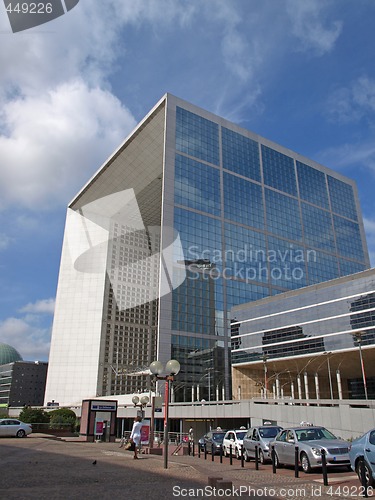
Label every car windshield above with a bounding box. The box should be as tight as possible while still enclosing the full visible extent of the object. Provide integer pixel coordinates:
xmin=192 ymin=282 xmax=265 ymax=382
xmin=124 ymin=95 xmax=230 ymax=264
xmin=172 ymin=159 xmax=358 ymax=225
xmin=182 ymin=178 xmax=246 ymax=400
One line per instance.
xmin=296 ymin=427 xmax=337 ymax=441
xmin=259 ymin=427 xmax=282 ymax=438
xmin=236 ymin=432 xmax=246 ymax=440
xmin=212 ymin=433 xmax=225 ymax=441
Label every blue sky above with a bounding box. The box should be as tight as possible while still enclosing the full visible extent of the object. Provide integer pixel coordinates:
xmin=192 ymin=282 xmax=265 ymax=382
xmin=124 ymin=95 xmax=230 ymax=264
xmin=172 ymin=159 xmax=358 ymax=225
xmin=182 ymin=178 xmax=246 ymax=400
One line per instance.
xmin=0 ymin=0 xmax=374 ymax=361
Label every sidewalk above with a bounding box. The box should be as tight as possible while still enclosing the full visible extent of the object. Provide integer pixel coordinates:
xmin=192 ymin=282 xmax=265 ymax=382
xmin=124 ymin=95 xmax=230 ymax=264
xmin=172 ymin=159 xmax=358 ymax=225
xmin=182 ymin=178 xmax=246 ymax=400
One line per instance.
xmin=0 ymin=437 xmax=365 ymax=500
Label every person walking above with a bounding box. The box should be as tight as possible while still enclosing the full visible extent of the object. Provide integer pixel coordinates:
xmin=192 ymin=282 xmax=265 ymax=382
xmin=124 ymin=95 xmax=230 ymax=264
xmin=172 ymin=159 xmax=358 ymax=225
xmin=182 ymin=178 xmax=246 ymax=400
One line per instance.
xmin=129 ymin=416 xmax=143 ymax=459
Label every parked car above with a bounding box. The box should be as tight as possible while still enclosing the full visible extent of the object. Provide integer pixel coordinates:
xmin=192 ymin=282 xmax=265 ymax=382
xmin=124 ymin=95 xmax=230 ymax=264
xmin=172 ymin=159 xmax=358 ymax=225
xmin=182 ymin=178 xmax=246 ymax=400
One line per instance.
xmin=349 ymin=428 xmax=375 ymax=486
xmin=222 ymin=428 xmax=247 ymax=459
xmin=243 ymin=425 xmax=283 ymax=463
xmin=0 ymin=418 xmax=32 ymax=438
xmin=271 ymin=426 xmax=350 ymax=473
xmin=198 ymin=429 xmax=226 ymax=454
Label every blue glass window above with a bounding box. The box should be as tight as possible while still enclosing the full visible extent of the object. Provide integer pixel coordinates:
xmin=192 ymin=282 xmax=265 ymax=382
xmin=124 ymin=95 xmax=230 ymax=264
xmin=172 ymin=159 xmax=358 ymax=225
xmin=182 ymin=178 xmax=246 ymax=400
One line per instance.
xmin=334 ymin=215 xmax=364 ymax=261
xmin=174 ymin=207 xmax=222 ymax=268
xmin=226 ymin=279 xmax=268 ymax=310
xmin=176 ymin=107 xmax=219 ymax=165
xmin=174 ymin=154 xmax=221 ymax=216
xmin=265 ymin=189 xmax=302 ymax=241
xmin=267 ymin=236 xmax=307 ymax=290
xmin=301 ymin=203 xmax=335 ymax=252
xmin=297 ymin=161 xmax=329 ymax=209
xmin=307 ymin=251 xmax=339 ymax=285
xmin=224 ymin=223 xmax=267 ymax=283
xmin=222 ymin=128 xmax=261 ymax=181
xmin=172 ymin=270 xmax=218 ymax=334
xmin=328 ymin=176 xmax=358 ymax=221
xmin=223 ymin=173 xmax=264 ymax=229
xmin=339 ymin=259 xmax=367 ymax=277
xmin=262 ymin=145 xmax=297 ymax=196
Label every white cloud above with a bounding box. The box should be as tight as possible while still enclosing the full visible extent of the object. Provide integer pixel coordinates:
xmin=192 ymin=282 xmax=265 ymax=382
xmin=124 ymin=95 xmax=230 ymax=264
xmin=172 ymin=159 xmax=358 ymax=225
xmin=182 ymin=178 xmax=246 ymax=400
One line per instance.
xmin=0 ymin=317 xmax=50 ymax=360
xmin=327 ymin=76 xmax=375 ymax=124
xmin=286 ymin=0 xmax=342 ymax=56
xmin=317 ymin=140 xmax=375 ymax=172
xmin=20 ymin=298 xmax=55 ymax=314
xmin=0 ymin=79 xmax=136 ymax=210
xmin=0 ymin=233 xmax=13 ymax=250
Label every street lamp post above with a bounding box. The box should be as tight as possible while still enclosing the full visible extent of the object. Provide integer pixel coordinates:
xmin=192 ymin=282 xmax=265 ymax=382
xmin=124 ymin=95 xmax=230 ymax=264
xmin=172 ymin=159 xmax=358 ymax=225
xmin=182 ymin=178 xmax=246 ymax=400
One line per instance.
xmin=131 ymin=394 xmax=149 ymax=419
xmin=149 ymin=359 xmax=181 ymax=469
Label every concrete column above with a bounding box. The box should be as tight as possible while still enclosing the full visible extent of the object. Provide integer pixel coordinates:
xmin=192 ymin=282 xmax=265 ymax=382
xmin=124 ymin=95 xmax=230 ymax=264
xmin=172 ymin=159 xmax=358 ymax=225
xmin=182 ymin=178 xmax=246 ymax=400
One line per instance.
xmin=314 ymin=373 xmax=320 ymax=400
xmin=216 ymin=385 xmax=219 ymax=401
xmin=304 ymin=372 xmax=309 ymax=400
xmin=276 ymin=377 xmax=280 ymax=399
xmin=297 ymin=375 xmax=302 ymax=399
xmin=192 ymin=385 xmax=194 ymax=403
xmin=336 ymin=370 xmax=343 ymax=400
xmin=197 ymin=385 xmax=200 ymax=402
xmin=291 ymin=381 xmax=295 ymax=399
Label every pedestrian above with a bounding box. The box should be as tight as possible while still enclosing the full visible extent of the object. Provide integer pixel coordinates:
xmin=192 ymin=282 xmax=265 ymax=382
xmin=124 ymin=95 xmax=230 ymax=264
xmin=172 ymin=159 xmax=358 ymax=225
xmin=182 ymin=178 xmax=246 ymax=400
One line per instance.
xmin=188 ymin=427 xmax=194 ymax=442
xmin=129 ymin=415 xmax=143 ymax=459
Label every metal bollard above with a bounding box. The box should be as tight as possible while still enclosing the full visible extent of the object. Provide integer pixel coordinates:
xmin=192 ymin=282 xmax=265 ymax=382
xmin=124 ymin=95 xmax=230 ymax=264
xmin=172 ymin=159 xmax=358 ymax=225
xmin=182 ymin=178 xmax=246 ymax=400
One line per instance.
xmin=192 ymin=441 xmax=195 ymax=457
xmin=229 ymin=444 xmax=233 ymax=465
xmin=188 ymin=441 xmax=191 ymax=456
xmin=255 ymin=445 xmax=259 ymax=470
xmin=321 ymin=449 xmax=328 ymax=486
xmin=241 ymin=445 xmax=244 ymax=468
xmin=271 ymin=446 xmax=276 ymax=474
xmin=204 ymin=443 xmax=207 ymax=460
xmin=360 ymin=459 xmax=368 ymax=498
xmin=198 ymin=442 xmax=201 ymax=458
xmin=212 ymin=443 xmax=215 ymax=461
xmin=219 ymin=444 xmax=223 ymax=464
xmin=294 ymin=446 xmax=299 ymax=478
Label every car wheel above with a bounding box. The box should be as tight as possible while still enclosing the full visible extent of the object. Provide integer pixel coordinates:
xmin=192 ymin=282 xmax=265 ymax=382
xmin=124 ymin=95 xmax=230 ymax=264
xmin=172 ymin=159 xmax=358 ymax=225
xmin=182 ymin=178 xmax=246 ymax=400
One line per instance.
xmin=16 ymin=429 xmax=26 ymax=438
xmin=259 ymin=450 xmax=265 ymax=464
xmin=243 ymin=449 xmax=250 ymax=462
xmin=274 ymin=451 xmax=281 ymax=468
xmin=235 ymin=447 xmax=240 ymax=460
xmin=356 ymin=459 xmax=375 ymax=487
xmin=301 ymin=452 xmax=312 ymax=473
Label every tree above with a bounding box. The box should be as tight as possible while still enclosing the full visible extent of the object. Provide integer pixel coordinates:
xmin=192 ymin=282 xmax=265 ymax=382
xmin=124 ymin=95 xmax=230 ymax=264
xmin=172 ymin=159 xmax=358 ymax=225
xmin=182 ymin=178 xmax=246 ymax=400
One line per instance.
xmin=19 ymin=406 xmax=50 ymax=424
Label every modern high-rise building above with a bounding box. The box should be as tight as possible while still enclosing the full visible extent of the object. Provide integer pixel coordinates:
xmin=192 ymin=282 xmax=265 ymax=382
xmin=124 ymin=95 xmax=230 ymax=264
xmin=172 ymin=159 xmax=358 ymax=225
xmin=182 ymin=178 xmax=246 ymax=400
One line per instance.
xmin=44 ymin=94 xmax=369 ymax=406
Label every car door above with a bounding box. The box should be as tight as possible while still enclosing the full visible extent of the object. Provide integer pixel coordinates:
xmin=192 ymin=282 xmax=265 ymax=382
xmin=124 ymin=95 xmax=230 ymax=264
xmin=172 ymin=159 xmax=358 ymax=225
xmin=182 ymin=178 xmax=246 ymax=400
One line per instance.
xmin=243 ymin=429 xmax=253 ymax=457
xmin=1 ymin=419 xmax=13 ymax=437
xmin=225 ymin=432 xmax=233 ymax=454
xmin=274 ymin=430 xmax=288 ymax=463
xmin=282 ymin=430 xmax=296 ymax=465
xmin=364 ymin=430 xmax=375 ymax=474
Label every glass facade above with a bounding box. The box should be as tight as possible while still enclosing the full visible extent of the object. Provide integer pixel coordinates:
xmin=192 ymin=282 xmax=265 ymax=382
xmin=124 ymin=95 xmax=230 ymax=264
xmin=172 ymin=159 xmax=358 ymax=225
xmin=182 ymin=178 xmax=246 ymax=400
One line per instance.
xmin=170 ymin=102 xmax=369 ymax=401
xmin=231 ymin=269 xmax=375 ymax=399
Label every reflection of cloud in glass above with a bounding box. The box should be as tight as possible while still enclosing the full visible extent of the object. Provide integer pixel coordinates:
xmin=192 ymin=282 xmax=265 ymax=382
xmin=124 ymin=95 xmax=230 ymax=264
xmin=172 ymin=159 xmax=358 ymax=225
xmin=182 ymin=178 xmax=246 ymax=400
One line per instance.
xmin=66 ymin=189 xmax=185 ymax=309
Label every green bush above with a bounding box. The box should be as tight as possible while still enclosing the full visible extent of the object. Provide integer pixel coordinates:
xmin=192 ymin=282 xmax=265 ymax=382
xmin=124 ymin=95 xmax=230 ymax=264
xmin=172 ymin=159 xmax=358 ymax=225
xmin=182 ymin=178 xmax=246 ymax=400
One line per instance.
xmin=48 ymin=408 xmax=77 ymax=431
xmin=19 ymin=406 xmax=50 ymax=424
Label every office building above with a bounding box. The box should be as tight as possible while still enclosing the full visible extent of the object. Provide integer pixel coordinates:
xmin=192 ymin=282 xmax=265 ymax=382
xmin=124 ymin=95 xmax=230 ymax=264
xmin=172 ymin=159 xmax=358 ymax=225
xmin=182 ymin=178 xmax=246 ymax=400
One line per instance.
xmin=44 ymin=94 xmax=369 ymax=406
xmin=231 ymin=268 xmax=375 ymax=400
xmin=0 ymin=359 xmax=48 ymax=408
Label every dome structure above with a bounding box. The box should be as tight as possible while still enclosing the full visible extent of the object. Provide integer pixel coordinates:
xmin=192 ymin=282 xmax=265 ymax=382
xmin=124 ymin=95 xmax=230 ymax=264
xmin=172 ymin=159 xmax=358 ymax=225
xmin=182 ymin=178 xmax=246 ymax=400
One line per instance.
xmin=0 ymin=343 xmax=23 ymax=365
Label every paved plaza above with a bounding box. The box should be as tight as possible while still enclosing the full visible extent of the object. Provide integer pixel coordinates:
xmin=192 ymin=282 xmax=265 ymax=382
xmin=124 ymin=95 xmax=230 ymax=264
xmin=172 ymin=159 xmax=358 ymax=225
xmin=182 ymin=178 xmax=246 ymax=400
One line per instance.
xmin=0 ymin=436 xmax=369 ymax=500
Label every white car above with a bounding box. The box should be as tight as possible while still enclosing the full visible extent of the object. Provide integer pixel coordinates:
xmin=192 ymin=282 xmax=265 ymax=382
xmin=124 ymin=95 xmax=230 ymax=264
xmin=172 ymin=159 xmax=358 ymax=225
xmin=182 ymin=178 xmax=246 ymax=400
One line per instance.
xmin=222 ymin=429 xmax=247 ymax=459
xmin=0 ymin=418 xmax=32 ymax=438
